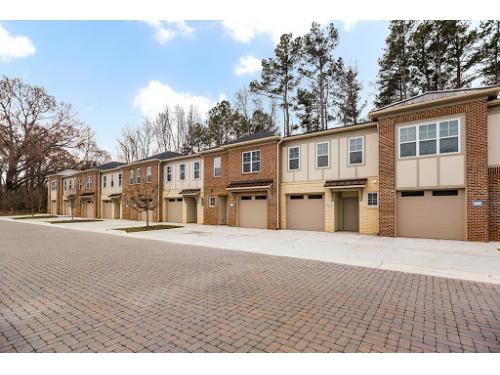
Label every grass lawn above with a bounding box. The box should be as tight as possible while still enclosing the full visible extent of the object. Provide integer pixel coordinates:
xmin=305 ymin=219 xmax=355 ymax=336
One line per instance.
xmin=49 ymin=219 xmax=103 ymax=224
xmin=12 ymin=215 xmax=58 ymax=220
xmin=114 ymin=224 xmax=183 ymax=233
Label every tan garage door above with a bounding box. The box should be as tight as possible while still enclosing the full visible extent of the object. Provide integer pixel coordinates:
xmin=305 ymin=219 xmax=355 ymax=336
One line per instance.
xmin=63 ymin=201 xmax=70 ymax=215
xmin=102 ymin=201 xmax=113 ymax=219
xmin=167 ymin=198 xmax=183 ymax=223
xmin=51 ymin=201 xmax=57 ymax=215
xmin=140 ymin=209 xmax=153 ymax=222
xmin=238 ymin=195 xmax=267 ymax=229
xmin=397 ymin=189 xmax=465 ymax=240
xmin=85 ymin=200 xmax=94 ymax=218
xmin=287 ymin=194 xmax=325 ymax=231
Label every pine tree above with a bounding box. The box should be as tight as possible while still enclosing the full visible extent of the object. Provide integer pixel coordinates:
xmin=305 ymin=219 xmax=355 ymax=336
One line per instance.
xmin=335 ymin=63 xmax=366 ymax=126
xmin=477 ymin=20 xmax=500 ymax=85
xmin=250 ymin=33 xmax=302 ymax=137
xmin=299 ymin=22 xmax=341 ymax=130
xmin=206 ymin=100 xmax=235 ymax=147
xmin=294 ymin=87 xmax=321 ymax=133
xmin=409 ymin=21 xmax=434 ymax=93
xmin=375 ymin=21 xmax=416 ymax=108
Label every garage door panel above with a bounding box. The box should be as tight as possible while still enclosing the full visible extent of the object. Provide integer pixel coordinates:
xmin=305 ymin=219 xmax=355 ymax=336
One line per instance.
xmin=397 ymin=190 xmax=464 ymax=240
xmin=287 ymin=194 xmax=324 ymax=231
xmin=102 ymin=201 xmax=113 ymax=219
xmin=167 ymin=199 xmax=182 ymax=223
xmin=239 ymin=195 xmax=267 ymax=229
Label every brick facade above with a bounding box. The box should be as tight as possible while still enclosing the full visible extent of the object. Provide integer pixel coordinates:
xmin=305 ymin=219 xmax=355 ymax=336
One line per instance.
xmin=47 ymin=176 xmax=63 ymax=215
xmin=122 ymin=161 xmax=161 ymax=222
xmin=74 ymin=170 xmax=100 ymax=218
xmin=203 ymin=141 xmax=278 ymax=229
xmin=378 ymin=100 xmax=490 ymax=241
xmin=489 ymin=166 xmax=500 ymax=241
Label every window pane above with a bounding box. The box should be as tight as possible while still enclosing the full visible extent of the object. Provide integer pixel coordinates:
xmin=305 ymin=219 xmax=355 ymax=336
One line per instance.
xmin=243 ymin=163 xmax=251 ymax=173
xmin=449 ymin=120 xmax=458 ymax=136
xmin=252 ymin=151 xmax=260 ymax=162
xmin=350 ymin=137 xmax=362 ymax=152
xmin=252 ymin=161 xmax=260 ymax=172
xmin=401 ymin=126 xmax=416 ymax=142
xmin=350 ymin=151 xmax=362 ymax=164
xmin=289 ymin=159 xmax=299 ymax=170
xmin=317 ymin=154 xmax=328 ymax=167
xmin=440 ymin=137 xmax=458 ymax=153
xmin=419 ymin=139 xmax=436 ymax=155
xmin=317 ymin=143 xmax=328 ymax=156
xmin=243 ymin=153 xmax=251 ymax=163
xmin=289 ymin=147 xmax=299 ymax=159
xmin=419 ymin=124 xmax=436 ymax=140
xmin=400 ymin=142 xmax=416 ymax=157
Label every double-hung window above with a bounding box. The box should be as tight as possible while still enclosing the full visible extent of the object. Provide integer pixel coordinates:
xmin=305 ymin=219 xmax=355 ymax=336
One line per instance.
xmin=129 ymin=170 xmax=133 ymax=185
xmin=288 ymin=146 xmax=300 ymax=170
xmin=51 ymin=181 xmax=57 ymax=191
xmin=419 ymin=123 xmax=437 ymax=155
xmin=213 ymin=157 xmax=221 ymax=177
xmin=110 ymin=175 xmax=114 ymax=188
xmin=103 ymin=175 xmax=107 ymax=188
xmin=242 ymin=150 xmax=260 ymax=173
xmin=209 ymin=196 xmax=215 ymax=207
xmin=86 ymin=176 xmax=92 ymax=190
xmin=439 ymin=120 xmax=459 ymax=153
xmin=166 ymin=165 xmax=172 ymax=182
xmin=349 ymin=137 xmax=363 ymax=165
xmin=63 ymin=180 xmax=67 ymax=191
xmin=118 ymin=173 xmax=122 ymax=187
xmin=69 ymin=180 xmax=73 ymax=190
xmin=136 ymin=168 xmax=141 ymax=184
xmin=367 ymin=192 xmax=378 ymax=207
xmin=78 ymin=179 xmax=82 ymax=190
xmin=193 ymin=161 xmax=200 ymax=180
xmin=316 ymin=142 xmax=329 ymax=168
xmin=400 ymin=126 xmax=417 ymax=157
xmin=146 ymin=166 xmax=152 ymax=183
xmin=179 ymin=164 xmax=186 ymax=180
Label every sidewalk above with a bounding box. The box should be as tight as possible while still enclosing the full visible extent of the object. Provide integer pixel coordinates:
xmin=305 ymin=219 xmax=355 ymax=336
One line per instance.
xmin=3 ymin=215 xmax=500 ymax=284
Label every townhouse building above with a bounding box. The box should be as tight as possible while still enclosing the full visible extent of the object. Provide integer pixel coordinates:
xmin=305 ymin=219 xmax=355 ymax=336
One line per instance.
xmin=202 ymin=132 xmax=280 ymax=229
xmin=99 ymin=162 xmax=125 ymax=219
xmin=162 ymin=154 xmax=204 ymax=224
xmin=47 ymin=169 xmax=79 ymax=215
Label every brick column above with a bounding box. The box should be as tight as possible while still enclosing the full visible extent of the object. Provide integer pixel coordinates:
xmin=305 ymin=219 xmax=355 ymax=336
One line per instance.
xmin=488 ymin=166 xmax=500 ymax=241
xmin=378 ymin=119 xmax=396 ymax=237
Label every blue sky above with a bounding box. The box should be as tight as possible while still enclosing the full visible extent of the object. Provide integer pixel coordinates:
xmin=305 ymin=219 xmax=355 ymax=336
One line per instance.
xmin=0 ymin=20 xmax=389 ymax=155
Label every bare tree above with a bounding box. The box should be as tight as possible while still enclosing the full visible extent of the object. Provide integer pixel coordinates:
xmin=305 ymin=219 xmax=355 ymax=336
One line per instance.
xmin=130 ymin=186 xmax=159 ymax=227
xmin=75 ymin=124 xmax=111 ymax=169
xmin=152 ymin=106 xmax=174 ymax=154
xmin=116 ymin=125 xmax=140 ymax=163
xmin=173 ymin=105 xmax=187 ymax=152
xmin=136 ymin=118 xmax=154 ymax=160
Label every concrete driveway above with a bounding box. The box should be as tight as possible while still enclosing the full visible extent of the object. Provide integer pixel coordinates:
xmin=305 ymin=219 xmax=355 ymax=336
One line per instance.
xmin=1 ymin=220 xmax=500 ymax=353
xmin=2 ymin=215 xmax=499 ymax=284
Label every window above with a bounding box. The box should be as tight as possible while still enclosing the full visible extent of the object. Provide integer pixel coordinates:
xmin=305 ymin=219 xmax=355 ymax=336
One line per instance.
xmin=168 ymin=198 xmax=176 ymax=202
xmin=288 ymin=146 xmax=300 ymax=171
xmin=255 ymin=195 xmax=267 ymax=200
xmin=432 ymin=189 xmax=459 ymax=196
xmin=399 ymin=119 xmax=460 ymax=158
xmin=401 ymin=191 xmax=424 ymax=197
xmin=78 ymin=179 xmax=82 ymax=190
xmin=241 ymin=196 xmax=252 ymax=200
xmin=419 ymin=123 xmax=437 ymax=155
xmin=51 ymin=181 xmax=57 ymax=191
xmin=367 ymin=192 xmax=378 ymax=207
xmin=129 ymin=170 xmax=134 ymax=185
xmin=400 ymin=126 xmax=417 ymax=157
xmin=118 ymin=173 xmax=122 ymax=187
xmin=146 ymin=166 xmax=152 ymax=183
xmin=349 ymin=137 xmax=363 ymax=165
xmin=213 ymin=157 xmax=221 ymax=177
xmin=179 ymin=164 xmax=186 ymax=180
xmin=209 ymin=196 xmax=215 ymax=207
xmin=69 ymin=180 xmax=73 ymax=190
xmin=125 ymin=198 xmax=129 ymax=208
xmin=193 ymin=161 xmax=200 ymax=180
xmin=308 ymin=194 xmax=323 ymax=200
xmin=110 ymin=175 xmax=114 ymax=188
xmin=316 ymin=142 xmax=329 ymax=168
xmin=103 ymin=175 xmax=107 ymax=188
xmin=439 ymin=120 xmax=459 ymax=153
xmin=290 ymin=195 xmax=304 ymax=200
xmin=86 ymin=176 xmax=92 ymax=190
xmin=242 ymin=150 xmax=261 ymax=173
xmin=176 ymin=198 xmax=182 ymax=202
xmin=63 ymin=180 xmax=67 ymax=191
xmin=136 ymin=168 xmax=141 ymax=184
xmin=166 ymin=165 xmax=172 ymax=182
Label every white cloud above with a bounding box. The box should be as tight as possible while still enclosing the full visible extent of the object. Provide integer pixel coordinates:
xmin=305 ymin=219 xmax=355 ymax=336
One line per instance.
xmin=0 ymin=23 xmax=36 ymax=62
xmin=133 ymin=80 xmax=216 ymax=119
xmin=234 ymin=55 xmax=262 ymax=76
xmin=145 ymin=20 xmax=194 ymax=45
xmin=342 ymin=20 xmax=358 ymax=32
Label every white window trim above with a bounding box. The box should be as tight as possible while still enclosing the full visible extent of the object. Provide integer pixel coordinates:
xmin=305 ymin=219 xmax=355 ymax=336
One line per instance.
xmin=86 ymin=176 xmax=92 ymax=190
xmin=103 ymin=175 xmax=107 ymax=188
xmin=146 ymin=166 xmax=152 ymax=183
xmin=209 ymin=196 xmax=215 ymax=207
xmin=213 ymin=157 xmax=221 ymax=177
xmin=193 ymin=161 xmax=201 ymax=180
xmin=367 ymin=192 xmax=378 ymax=207
xmin=315 ymin=142 xmax=330 ymax=169
xmin=288 ymin=146 xmax=300 ymax=171
xmin=179 ymin=164 xmax=186 ymax=181
xmin=348 ymin=136 xmax=364 ymax=166
xmin=241 ymin=149 xmax=261 ymax=174
xmin=165 ymin=165 xmax=173 ymax=183
xmin=398 ymin=118 xmax=461 ymax=159
xmin=136 ymin=168 xmax=141 ymax=184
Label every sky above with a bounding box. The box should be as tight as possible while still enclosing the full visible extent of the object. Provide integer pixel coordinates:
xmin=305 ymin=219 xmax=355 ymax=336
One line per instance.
xmin=0 ymin=20 xmax=389 ymax=157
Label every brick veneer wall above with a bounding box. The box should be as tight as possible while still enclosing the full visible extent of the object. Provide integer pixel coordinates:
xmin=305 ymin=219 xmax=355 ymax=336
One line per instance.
xmin=378 ymin=100 xmax=490 ymax=242
xmin=74 ymin=170 xmax=100 ymax=218
xmin=489 ymin=166 xmax=500 ymax=241
xmin=122 ymin=161 xmax=161 ymax=222
xmin=203 ymin=141 xmax=278 ymax=229
xmin=47 ymin=176 xmax=62 ymax=214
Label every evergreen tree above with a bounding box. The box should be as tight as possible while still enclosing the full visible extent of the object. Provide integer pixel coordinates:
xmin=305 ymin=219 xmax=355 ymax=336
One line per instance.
xmin=335 ymin=63 xmax=366 ymax=126
xmin=250 ymin=33 xmax=302 ymax=137
xmin=181 ymin=121 xmax=209 ymax=154
xmin=294 ymin=87 xmax=321 ymax=133
xmin=299 ymin=22 xmax=341 ymax=130
xmin=477 ymin=20 xmax=500 ymax=85
xmin=409 ymin=21 xmax=435 ymax=93
xmin=375 ymin=21 xmax=416 ymax=107
xmin=206 ymin=100 xmax=235 ymax=147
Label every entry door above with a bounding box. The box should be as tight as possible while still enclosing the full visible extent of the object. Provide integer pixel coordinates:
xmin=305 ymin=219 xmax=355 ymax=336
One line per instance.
xmin=218 ymin=196 xmax=227 ymax=225
xmin=86 ymin=200 xmax=94 ymax=218
xmin=342 ymin=198 xmax=359 ymax=231
xmin=51 ymin=201 xmax=57 ymax=215
xmin=113 ymin=200 xmax=121 ymax=219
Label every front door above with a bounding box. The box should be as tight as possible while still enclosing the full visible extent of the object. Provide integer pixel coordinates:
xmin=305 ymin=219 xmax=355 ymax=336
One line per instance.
xmin=218 ymin=196 xmax=227 ymax=225
xmin=342 ymin=197 xmax=359 ymax=231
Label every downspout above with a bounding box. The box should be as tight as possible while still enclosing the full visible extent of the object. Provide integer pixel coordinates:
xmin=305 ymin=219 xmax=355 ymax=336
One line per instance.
xmin=157 ymin=162 xmax=161 ymax=222
xmin=276 ymin=139 xmax=283 ymax=230
xmin=97 ymin=172 xmax=100 ymax=219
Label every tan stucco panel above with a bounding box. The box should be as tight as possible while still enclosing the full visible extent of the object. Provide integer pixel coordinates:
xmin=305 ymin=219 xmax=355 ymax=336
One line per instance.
xmin=439 ymin=155 xmax=465 ymax=186
xmin=396 ymin=160 xmax=418 ymax=188
xmin=418 ymin=158 xmax=438 ymax=187
xmin=488 ymin=111 xmax=500 ymax=166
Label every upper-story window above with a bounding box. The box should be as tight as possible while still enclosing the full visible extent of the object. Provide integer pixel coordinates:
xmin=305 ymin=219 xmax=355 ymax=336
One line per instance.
xmin=179 ymin=164 xmax=186 ymax=180
xmin=78 ymin=179 xmax=82 ymax=190
xmin=166 ymin=165 xmax=172 ymax=182
xmin=193 ymin=161 xmax=200 ymax=180
xmin=242 ymin=150 xmax=260 ymax=173
xmin=118 ymin=173 xmax=122 ymax=187
xmin=288 ymin=146 xmax=300 ymax=171
xmin=129 ymin=170 xmax=133 ymax=185
xmin=86 ymin=176 xmax=92 ymax=190
xmin=63 ymin=180 xmax=67 ymax=191
xmin=213 ymin=157 xmax=221 ymax=177
xmin=349 ymin=137 xmax=363 ymax=165
xmin=399 ymin=119 xmax=459 ymax=158
xmin=102 ymin=175 xmax=107 ymax=188
xmin=316 ymin=142 xmax=329 ymax=168
xmin=136 ymin=168 xmax=141 ymax=184
xmin=146 ymin=166 xmax=152 ymax=183
xmin=69 ymin=180 xmax=73 ymax=190
xmin=51 ymin=181 xmax=57 ymax=191
xmin=110 ymin=175 xmax=114 ymax=188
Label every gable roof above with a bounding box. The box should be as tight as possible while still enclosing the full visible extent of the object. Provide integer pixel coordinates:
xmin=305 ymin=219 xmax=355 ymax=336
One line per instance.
xmin=223 ymin=131 xmax=278 ymax=146
xmin=139 ymin=151 xmax=181 ymax=162
xmin=95 ymin=161 xmax=125 ymax=171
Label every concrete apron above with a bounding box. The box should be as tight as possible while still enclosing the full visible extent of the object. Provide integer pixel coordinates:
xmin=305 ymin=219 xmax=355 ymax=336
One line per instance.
xmin=2 ymin=215 xmax=500 ymax=285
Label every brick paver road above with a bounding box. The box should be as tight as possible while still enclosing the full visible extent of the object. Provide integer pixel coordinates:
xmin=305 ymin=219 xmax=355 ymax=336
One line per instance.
xmin=1 ymin=221 xmax=500 ymax=353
